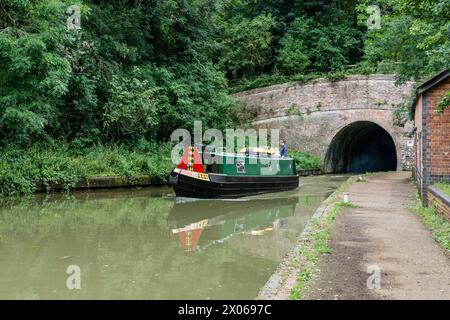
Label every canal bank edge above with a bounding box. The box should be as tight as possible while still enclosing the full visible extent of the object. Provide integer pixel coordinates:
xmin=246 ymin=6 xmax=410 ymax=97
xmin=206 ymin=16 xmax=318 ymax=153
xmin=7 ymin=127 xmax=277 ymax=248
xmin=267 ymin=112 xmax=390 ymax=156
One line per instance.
xmin=34 ymin=175 xmax=167 ymax=192
xmin=32 ymin=169 xmax=323 ymax=194
xmin=257 ymin=175 xmax=357 ymax=300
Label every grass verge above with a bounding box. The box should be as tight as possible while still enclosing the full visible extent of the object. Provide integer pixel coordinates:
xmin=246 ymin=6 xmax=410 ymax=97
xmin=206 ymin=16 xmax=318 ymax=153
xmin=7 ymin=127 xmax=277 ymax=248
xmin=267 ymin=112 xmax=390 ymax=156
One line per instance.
xmin=410 ymin=193 xmax=450 ymax=251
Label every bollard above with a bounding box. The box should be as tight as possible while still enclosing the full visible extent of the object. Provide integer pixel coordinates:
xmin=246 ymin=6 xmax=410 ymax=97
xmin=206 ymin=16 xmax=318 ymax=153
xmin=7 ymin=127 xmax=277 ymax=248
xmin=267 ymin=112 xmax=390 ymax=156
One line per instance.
xmin=342 ymin=192 xmax=349 ymax=203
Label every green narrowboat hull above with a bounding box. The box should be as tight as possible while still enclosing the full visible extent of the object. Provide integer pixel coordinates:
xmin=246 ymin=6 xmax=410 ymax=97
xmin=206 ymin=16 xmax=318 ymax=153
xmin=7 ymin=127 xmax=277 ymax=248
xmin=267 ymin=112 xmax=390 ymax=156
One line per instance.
xmin=169 ymin=168 xmax=299 ymax=199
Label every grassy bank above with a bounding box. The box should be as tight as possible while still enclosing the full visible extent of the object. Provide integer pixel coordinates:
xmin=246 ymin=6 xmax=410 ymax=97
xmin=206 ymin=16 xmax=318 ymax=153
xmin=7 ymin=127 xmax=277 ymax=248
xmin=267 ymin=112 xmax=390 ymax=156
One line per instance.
xmin=289 ymin=177 xmax=357 ymax=300
xmin=0 ymin=144 xmax=173 ymax=197
xmin=411 ymin=193 xmax=450 ymax=251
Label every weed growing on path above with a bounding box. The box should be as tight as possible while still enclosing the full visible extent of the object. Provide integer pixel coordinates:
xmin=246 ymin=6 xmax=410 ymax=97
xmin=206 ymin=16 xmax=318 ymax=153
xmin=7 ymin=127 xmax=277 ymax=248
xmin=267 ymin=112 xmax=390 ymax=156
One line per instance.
xmin=356 ymin=176 xmax=367 ymax=183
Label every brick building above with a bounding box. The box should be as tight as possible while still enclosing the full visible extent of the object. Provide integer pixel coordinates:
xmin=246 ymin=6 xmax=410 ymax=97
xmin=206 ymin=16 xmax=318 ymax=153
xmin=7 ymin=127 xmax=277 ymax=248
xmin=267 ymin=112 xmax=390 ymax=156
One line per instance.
xmin=413 ymin=70 xmax=450 ymax=203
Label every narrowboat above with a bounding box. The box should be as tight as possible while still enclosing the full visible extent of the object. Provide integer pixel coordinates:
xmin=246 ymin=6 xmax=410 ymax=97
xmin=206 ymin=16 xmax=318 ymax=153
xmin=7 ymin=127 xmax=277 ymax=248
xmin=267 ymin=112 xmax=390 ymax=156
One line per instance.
xmin=169 ymin=146 xmax=299 ymax=198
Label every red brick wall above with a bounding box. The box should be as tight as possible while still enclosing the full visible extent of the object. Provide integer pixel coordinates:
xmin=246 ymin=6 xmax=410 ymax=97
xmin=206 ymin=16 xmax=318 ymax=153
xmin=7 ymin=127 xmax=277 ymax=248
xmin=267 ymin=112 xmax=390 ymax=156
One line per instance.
xmin=425 ymin=80 xmax=450 ymax=178
xmin=418 ymin=78 xmax=450 ymax=203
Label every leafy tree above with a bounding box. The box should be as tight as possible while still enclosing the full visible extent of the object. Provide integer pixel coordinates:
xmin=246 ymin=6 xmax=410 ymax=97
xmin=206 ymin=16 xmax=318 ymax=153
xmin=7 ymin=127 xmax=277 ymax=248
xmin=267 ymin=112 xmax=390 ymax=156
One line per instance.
xmin=151 ymin=63 xmax=237 ymax=140
xmin=0 ymin=0 xmax=238 ymax=147
xmin=276 ymin=15 xmax=361 ymax=74
xmin=218 ymin=0 xmax=364 ymax=77
xmin=357 ymin=0 xmax=450 ymax=82
xmin=103 ymin=67 xmax=159 ymax=142
xmin=0 ymin=0 xmax=75 ymax=145
xmin=277 ymin=18 xmax=310 ymax=75
xmin=219 ymin=13 xmax=277 ymax=78
xmin=148 ymin=0 xmax=218 ymax=64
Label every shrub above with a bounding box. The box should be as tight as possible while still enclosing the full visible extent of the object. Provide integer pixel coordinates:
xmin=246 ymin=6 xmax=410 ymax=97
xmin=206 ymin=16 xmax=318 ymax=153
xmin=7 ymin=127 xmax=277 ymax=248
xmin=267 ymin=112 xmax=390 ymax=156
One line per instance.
xmin=289 ymin=150 xmax=321 ymax=170
xmin=0 ymin=144 xmax=174 ymax=197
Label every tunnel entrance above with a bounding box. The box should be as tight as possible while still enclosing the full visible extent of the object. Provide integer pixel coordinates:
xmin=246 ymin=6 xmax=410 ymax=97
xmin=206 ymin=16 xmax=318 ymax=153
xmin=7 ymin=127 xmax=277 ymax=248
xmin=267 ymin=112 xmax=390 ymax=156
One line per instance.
xmin=324 ymin=121 xmax=397 ymax=173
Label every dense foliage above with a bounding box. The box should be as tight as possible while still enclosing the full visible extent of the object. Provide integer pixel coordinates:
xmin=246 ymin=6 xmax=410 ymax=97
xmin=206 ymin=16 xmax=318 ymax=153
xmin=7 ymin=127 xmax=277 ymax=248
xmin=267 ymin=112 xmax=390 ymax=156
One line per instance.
xmin=357 ymin=0 xmax=449 ymax=83
xmin=0 ymin=143 xmax=323 ymax=197
xmin=1 ymin=0 xmax=448 ymax=148
xmin=0 ymin=0 xmax=237 ymax=147
xmin=0 ymin=0 xmax=448 ymax=195
xmin=219 ymin=0 xmax=365 ymax=81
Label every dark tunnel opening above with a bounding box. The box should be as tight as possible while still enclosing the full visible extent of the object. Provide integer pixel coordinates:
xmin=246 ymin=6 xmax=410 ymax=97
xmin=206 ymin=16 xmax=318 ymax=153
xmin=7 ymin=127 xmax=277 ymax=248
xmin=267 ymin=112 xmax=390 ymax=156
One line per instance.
xmin=325 ymin=121 xmax=397 ymax=173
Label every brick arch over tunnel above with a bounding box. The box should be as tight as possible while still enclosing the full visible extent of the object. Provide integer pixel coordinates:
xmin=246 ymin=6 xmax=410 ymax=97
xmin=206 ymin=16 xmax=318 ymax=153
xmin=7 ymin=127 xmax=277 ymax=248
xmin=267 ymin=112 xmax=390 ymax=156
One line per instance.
xmin=234 ymin=75 xmax=415 ymax=171
xmin=324 ymin=121 xmax=398 ymax=173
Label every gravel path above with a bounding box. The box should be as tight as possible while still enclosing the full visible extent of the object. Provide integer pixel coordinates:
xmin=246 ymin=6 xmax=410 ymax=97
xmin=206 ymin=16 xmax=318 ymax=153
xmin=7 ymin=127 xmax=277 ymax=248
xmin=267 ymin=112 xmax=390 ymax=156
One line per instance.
xmin=304 ymin=172 xmax=450 ymax=300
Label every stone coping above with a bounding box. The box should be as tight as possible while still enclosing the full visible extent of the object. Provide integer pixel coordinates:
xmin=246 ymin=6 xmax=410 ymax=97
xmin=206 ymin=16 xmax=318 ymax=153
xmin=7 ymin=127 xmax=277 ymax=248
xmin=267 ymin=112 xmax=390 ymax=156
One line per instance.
xmin=233 ymin=74 xmax=399 ymax=97
xmin=429 ymin=185 xmax=450 ymax=207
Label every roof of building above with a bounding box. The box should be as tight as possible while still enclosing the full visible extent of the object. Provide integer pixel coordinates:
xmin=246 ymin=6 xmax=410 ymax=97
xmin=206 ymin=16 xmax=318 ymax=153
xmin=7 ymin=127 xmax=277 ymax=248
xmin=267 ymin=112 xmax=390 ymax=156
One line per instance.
xmin=416 ymin=69 xmax=449 ymax=95
xmin=412 ymin=69 xmax=449 ymax=113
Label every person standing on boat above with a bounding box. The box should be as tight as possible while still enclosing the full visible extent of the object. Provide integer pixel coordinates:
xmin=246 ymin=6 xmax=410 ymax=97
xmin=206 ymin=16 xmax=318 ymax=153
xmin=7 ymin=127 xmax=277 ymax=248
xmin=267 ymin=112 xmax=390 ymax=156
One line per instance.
xmin=280 ymin=140 xmax=288 ymax=157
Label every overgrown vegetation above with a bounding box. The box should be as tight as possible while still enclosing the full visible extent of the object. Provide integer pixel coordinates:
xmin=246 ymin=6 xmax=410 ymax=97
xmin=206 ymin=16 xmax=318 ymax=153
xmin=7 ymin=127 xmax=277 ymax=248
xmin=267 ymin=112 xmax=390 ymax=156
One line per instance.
xmin=0 ymin=143 xmax=172 ymax=197
xmin=393 ymin=87 xmax=416 ymax=127
xmin=356 ymin=176 xmax=367 ymax=182
xmin=411 ymin=193 xmax=450 ymax=251
xmin=437 ymin=91 xmax=450 ymax=115
xmin=218 ymin=1 xmax=365 ymax=82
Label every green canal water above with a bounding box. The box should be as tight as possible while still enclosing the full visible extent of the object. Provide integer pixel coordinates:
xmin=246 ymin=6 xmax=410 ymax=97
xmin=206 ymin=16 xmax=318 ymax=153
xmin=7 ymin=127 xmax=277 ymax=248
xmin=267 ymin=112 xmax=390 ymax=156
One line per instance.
xmin=0 ymin=175 xmax=348 ymax=299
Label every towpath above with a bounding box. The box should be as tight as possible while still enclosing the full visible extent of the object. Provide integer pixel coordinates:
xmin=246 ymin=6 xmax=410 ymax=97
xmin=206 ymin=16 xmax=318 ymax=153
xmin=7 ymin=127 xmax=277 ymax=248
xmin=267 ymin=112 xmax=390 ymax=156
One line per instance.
xmin=304 ymin=171 xmax=450 ymax=300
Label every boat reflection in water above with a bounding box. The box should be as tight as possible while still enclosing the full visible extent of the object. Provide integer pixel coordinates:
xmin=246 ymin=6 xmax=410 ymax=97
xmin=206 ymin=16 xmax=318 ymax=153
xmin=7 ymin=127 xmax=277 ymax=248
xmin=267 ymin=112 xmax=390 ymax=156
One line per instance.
xmin=169 ymin=196 xmax=298 ymax=253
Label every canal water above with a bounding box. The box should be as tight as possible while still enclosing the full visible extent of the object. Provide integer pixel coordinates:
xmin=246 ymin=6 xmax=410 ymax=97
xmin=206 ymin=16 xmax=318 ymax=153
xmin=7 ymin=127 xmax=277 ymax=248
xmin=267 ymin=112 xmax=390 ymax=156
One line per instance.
xmin=0 ymin=175 xmax=348 ymax=299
